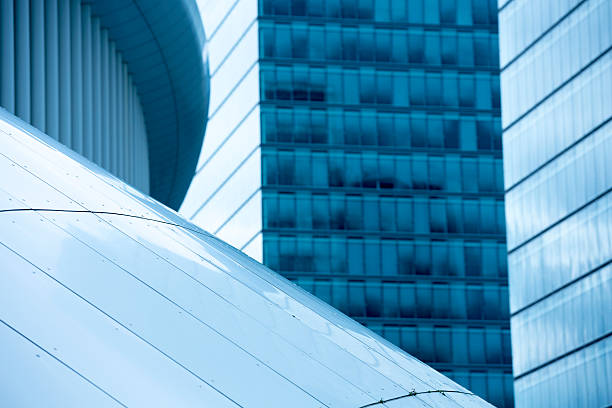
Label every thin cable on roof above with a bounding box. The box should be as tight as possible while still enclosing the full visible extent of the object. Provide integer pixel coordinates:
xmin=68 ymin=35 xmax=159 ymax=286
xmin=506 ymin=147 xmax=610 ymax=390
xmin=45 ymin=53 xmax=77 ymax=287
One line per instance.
xmin=358 ymin=389 xmax=476 ymax=408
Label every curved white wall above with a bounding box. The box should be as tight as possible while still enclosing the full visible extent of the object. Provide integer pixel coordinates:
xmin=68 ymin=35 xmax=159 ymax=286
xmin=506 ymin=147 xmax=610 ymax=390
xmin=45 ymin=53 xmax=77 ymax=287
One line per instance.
xmin=0 ymin=0 xmax=149 ymax=193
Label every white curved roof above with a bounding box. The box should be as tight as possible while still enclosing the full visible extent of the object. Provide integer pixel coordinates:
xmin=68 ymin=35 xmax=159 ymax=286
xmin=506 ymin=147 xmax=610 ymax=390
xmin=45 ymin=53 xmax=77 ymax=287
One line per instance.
xmin=0 ymin=108 xmax=493 ymax=407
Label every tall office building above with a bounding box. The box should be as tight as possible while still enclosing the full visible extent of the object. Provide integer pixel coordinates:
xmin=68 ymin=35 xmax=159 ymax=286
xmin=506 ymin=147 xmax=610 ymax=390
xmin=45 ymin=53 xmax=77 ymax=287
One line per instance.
xmin=498 ymin=0 xmax=611 ymax=406
xmin=183 ymin=1 xmax=512 ymax=405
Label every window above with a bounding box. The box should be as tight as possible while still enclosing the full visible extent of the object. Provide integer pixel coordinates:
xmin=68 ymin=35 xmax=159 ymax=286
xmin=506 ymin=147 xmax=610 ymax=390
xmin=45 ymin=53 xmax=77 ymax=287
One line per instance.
xmin=326 ymin=26 xmax=341 ymax=59
xmin=358 ymin=28 xmax=375 ymax=61
xmin=471 ymin=0 xmax=489 ymax=24
xmin=375 ymin=30 xmax=391 ymax=62
xmin=408 ymin=30 xmax=425 ymax=62
xmin=309 ymin=26 xmax=325 ymax=60
xmin=293 ymin=27 xmax=308 ymax=58
xmin=376 ymin=72 xmax=393 ymax=104
xmin=410 ymin=71 xmax=426 ymax=105
xmin=424 ymin=32 xmax=441 ymax=65
xmin=442 ymin=73 xmax=458 ymax=107
xmin=380 ymin=198 xmax=396 ymax=231
xmin=411 ymin=115 xmax=426 ymax=147
xmin=342 ymin=28 xmax=358 ymax=60
xmin=474 ymin=35 xmax=490 ymax=66
xmin=278 ymin=194 xmax=296 ymax=227
xmin=441 ymin=32 xmax=457 ymax=64
xmin=278 ymin=151 xmax=295 ymax=184
xmin=397 ymin=199 xmax=413 ymax=231
xmin=358 ymin=0 xmax=374 ymax=19
xmin=430 ymin=198 xmax=447 ymax=232
xmin=407 ymin=0 xmax=424 ymax=23
xmin=275 ymin=25 xmax=291 ymax=57
xmin=468 ymin=328 xmax=486 ymax=363
xmin=358 ymin=70 xmax=375 ymax=104
xmin=391 ymin=31 xmax=408 ymax=63
xmin=346 ymin=195 xmax=363 ymax=229
xmin=347 ymin=239 xmax=364 ymax=274
xmin=459 ymin=74 xmax=475 ymax=107
xmin=465 ymin=242 xmax=482 ymax=276
xmin=440 ymin=0 xmax=456 ymax=23
xmin=414 ymin=199 xmax=430 ymax=233
xmin=458 ymin=32 xmax=474 ymax=66
xmin=313 ymin=194 xmax=330 ymax=229
xmin=443 ymin=118 xmax=459 ymax=148
xmin=415 ymin=241 xmax=431 ymax=275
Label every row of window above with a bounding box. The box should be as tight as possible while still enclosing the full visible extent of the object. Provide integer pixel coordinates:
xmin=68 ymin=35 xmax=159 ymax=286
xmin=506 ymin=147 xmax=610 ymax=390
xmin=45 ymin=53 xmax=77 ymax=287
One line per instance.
xmin=260 ymin=65 xmax=501 ymax=110
xmin=290 ymin=277 xmax=509 ymax=321
xmin=261 ymin=107 xmax=502 ymax=150
xmin=506 ymin=123 xmax=612 ymax=249
xmin=503 ymin=53 xmax=612 ymax=187
xmin=262 ymin=193 xmax=506 ymax=235
xmin=261 ymin=23 xmax=499 ymax=68
xmin=512 ymin=264 xmax=611 ymax=377
xmin=262 ymin=150 xmax=504 ymax=193
xmin=508 ymin=193 xmax=612 ymax=313
xmin=501 ymin=0 xmax=611 ymax=125
xmin=359 ymin=323 xmax=511 ymax=366
xmin=261 ymin=0 xmax=498 ymax=26
xmin=514 ymin=336 xmax=610 ymax=408
xmin=263 ymin=235 xmax=508 ymax=277
xmin=498 ymin=0 xmax=581 ymax=66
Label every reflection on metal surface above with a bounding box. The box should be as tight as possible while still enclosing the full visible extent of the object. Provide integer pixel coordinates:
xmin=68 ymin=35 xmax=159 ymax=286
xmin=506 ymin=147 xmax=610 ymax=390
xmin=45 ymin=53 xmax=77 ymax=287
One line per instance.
xmin=0 ymin=110 xmax=493 ymax=406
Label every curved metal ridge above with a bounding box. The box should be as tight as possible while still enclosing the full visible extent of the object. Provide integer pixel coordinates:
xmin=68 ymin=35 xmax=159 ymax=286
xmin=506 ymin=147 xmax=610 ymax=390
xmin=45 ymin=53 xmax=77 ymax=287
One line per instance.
xmin=357 ymin=390 xmax=477 ymax=407
xmin=0 ymin=207 xmax=205 ymax=236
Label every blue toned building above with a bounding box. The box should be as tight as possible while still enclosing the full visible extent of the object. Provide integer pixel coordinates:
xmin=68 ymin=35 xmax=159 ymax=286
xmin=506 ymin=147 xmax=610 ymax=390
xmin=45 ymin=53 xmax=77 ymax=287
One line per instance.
xmin=182 ymin=1 xmax=513 ymax=405
xmin=0 ymin=0 xmax=498 ymax=405
xmin=0 ymin=106 xmax=496 ymax=407
xmin=0 ymin=0 xmax=209 ymax=209
xmin=498 ymin=0 xmax=612 ymax=406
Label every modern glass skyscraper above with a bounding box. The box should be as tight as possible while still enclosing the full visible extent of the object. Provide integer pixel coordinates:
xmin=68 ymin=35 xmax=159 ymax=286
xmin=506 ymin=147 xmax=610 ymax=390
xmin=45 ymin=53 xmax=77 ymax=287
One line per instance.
xmin=499 ymin=0 xmax=611 ymax=406
xmin=183 ymin=1 xmax=512 ymax=405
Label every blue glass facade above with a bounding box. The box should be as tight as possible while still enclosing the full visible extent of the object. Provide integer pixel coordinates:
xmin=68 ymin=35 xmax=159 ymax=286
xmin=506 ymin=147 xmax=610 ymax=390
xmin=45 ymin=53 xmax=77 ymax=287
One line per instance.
xmin=182 ymin=1 xmax=512 ymax=405
xmin=499 ymin=0 xmax=612 ymax=406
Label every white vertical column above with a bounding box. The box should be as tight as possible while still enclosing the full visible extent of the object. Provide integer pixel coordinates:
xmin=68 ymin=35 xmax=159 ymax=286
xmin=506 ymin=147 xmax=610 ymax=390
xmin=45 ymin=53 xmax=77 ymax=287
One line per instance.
xmin=82 ymin=4 xmax=93 ymax=159
xmin=117 ymin=55 xmax=124 ymax=179
xmin=15 ymin=0 xmax=30 ymax=122
xmin=121 ymin=63 xmax=128 ymax=180
xmin=59 ymin=0 xmax=71 ymax=145
xmin=128 ymin=78 xmax=134 ymax=185
xmin=1 ymin=0 xmax=15 ymax=113
xmin=70 ymin=0 xmax=82 ymax=153
xmin=92 ymin=18 xmax=102 ymax=165
xmin=45 ymin=0 xmax=59 ymax=140
xmin=31 ymin=0 xmax=46 ymax=130
xmin=109 ymin=42 xmax=117 ymax=174
xmin=101 ymin=29 xmax=110 ymax=168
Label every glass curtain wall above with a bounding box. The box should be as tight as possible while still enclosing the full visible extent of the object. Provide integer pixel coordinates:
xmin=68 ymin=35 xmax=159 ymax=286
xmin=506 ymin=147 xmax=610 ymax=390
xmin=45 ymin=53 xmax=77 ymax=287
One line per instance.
xmin=259 ymin=1 xmax=512 ymax=406
xmin=499 ymin=0 xmax=612 ymax=406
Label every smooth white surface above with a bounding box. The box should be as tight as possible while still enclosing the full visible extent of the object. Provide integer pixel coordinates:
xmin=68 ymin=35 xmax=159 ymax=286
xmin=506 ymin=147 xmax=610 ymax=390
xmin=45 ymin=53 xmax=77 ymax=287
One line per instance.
xmin=0 ymin=110 xmax=493 ymax=407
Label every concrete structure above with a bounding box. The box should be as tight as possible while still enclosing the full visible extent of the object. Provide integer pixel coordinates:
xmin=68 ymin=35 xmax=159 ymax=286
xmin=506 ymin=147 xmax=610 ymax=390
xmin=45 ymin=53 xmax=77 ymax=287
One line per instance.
xmin=499 ymin=0 xmax=612 ymax=406
xmin=0 ymin=0 xmax=209 ymax=208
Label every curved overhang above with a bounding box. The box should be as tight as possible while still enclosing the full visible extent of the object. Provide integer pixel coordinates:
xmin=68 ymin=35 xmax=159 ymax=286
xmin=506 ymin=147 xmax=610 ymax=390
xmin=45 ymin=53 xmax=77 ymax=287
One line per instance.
xmin=85 ymin=0 xmax=209 ymax=210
